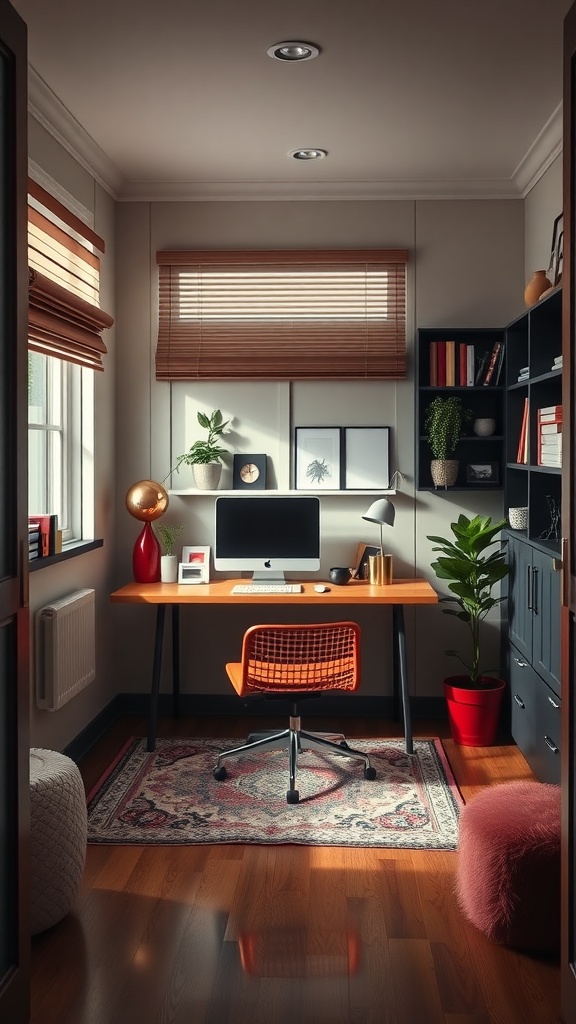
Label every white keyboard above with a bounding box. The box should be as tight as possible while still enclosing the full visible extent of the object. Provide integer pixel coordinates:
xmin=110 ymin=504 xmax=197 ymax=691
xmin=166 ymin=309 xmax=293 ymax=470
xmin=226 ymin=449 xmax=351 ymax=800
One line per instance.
xmin=231 ymin=583 xmax=303 ymax=595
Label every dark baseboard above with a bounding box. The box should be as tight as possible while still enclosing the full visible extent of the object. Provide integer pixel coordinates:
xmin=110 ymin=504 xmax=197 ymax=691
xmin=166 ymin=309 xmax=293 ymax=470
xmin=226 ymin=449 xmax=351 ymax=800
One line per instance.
xmin=64 ymin=693 xmax=447 ymax=762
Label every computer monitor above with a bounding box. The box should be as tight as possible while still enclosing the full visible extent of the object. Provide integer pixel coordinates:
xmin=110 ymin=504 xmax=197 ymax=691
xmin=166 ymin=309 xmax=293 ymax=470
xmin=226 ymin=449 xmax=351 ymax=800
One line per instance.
xmin=214 ymin=495 xmax=321 ymax=583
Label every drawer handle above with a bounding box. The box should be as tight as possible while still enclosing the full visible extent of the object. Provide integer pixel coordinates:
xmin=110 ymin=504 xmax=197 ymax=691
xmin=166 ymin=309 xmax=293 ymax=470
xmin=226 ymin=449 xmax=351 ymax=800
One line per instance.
xmin=513 ymin=694 xmax=525 ymax=709
xmin=544 ymin=736 xmax=559 ymax=754
xmin=547 ymin=695 xmax=560 ymax=709
xmin=513 ymin=657 xmax=528 ymax=668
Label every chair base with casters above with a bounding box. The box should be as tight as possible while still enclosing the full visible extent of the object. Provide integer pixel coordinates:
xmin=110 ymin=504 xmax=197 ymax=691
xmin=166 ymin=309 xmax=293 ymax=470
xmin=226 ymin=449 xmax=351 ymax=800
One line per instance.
xmin=212 ymin=621 xmax=376 ymax=804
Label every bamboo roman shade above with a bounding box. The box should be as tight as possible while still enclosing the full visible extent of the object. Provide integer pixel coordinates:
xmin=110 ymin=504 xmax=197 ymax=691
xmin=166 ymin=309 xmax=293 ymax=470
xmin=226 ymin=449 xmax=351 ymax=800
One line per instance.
xmin=156 ymin=249 xmax=407 ymax=381
xmin=28 ymin=180 xmax=114 ymax=371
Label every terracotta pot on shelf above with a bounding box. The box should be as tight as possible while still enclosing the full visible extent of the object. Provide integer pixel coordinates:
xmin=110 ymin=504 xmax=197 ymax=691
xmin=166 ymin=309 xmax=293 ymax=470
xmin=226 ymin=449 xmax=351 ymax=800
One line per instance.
xmin=524 ymin=270 xmax=552 ymax=308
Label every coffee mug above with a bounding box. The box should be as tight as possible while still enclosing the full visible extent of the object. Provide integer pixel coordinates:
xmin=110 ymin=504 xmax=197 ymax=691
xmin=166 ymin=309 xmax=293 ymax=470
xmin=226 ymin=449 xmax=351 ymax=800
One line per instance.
xmin=329 ymin=566 xmax=352 ymax=586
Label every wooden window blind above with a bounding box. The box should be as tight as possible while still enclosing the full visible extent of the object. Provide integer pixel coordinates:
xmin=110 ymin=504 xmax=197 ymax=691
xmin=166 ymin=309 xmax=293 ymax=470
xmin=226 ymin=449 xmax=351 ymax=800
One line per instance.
xmin=27 ymin=180 xmax=114 ymax=371
xmin=156 ymin=249 xmax=407 ymax=381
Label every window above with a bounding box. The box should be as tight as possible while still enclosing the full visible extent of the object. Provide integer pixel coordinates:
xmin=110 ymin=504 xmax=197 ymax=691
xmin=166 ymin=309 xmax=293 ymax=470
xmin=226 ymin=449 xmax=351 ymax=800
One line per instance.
xmin=27 ymin=179 xmax=112 ymax=544
xmin=156 ymin=249 xmax=407 ymax=381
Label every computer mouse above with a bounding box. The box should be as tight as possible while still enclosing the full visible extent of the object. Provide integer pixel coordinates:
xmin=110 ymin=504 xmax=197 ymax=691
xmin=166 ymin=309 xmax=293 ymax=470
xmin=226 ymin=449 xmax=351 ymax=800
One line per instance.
xmin=313 ymin=584 xmax=330 ymax=593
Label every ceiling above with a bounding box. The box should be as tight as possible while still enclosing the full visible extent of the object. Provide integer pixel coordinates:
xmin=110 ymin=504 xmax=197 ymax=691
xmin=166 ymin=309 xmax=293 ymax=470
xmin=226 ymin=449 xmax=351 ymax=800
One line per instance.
xmin=12 ymin=0 xmax=574 ymax=202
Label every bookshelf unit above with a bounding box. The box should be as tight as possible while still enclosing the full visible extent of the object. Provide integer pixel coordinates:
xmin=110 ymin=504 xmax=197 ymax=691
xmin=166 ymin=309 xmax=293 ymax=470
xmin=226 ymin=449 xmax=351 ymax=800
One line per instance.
xmin=416 ymin=327 xmax=505 ymax=491
xmin=503 ymin=285 xmax=562 ymax=785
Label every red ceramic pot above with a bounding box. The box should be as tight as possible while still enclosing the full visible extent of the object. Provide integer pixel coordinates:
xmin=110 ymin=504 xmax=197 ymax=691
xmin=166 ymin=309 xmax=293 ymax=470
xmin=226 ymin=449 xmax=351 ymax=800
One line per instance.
xmin=444 ymin=675 xmax=506 ymax=746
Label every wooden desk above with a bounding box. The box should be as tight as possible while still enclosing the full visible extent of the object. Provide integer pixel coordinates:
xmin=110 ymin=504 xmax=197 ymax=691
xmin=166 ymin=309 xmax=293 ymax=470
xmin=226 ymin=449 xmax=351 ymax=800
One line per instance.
xmin=111 ymin=578 xmax=438 ymax=754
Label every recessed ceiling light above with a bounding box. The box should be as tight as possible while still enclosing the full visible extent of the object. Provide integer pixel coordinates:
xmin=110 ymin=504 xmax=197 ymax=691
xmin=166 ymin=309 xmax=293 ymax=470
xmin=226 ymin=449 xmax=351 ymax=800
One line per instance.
xmin=267 ymin=41 xmax=320 ymax=62
xmin=289 ymin=149 xmax=327 ymax=161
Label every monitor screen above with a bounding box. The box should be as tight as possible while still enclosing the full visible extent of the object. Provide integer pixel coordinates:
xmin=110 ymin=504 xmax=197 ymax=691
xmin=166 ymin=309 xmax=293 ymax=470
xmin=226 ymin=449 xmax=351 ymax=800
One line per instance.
xmin=214 ymin=495 xmax=320 ymax=581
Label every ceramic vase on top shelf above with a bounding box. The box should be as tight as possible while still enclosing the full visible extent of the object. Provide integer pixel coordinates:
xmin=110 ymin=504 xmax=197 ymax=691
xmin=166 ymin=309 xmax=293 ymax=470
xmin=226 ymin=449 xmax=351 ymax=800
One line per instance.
xmin=524 ymin=270 xmax=551 ymax=307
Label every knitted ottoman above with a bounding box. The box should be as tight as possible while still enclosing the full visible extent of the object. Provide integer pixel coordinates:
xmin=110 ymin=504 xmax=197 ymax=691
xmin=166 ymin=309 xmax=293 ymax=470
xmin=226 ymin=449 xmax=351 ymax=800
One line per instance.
xmin=456 ymin=781 xmax=561 ymax=954
xmin=30 ymin=748 xmax=87 ymax=935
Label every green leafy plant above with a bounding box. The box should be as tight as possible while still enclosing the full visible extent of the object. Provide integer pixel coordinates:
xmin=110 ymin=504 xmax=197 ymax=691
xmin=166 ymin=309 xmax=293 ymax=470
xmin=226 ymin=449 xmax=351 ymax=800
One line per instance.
xmin=155 ymin=522 xmax=184 ymax=556
xmin=425 ymin=395 xmax=471 ymax=459
xmin=174 ymin=409 xmax=230 ymax=470
xmin=427 ymin=514 xmax=509 ymax=687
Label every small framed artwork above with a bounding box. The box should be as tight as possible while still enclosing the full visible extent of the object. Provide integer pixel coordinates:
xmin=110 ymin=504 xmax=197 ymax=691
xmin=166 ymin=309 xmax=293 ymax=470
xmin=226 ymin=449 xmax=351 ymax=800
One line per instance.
xmin=352 ymin=542 xmax=380 ymax=580
xmin=233 ymin=453 xmax=267 ymax=490
xmin=294 ymin=427 xmax=342 ymax=490
xmin=343 ymin=427 xmax=390 ymax=489
xmin=179 ymin=545 xmax=210 ymax=584
xmin=466 ymin=462 xmax=499 ymax=485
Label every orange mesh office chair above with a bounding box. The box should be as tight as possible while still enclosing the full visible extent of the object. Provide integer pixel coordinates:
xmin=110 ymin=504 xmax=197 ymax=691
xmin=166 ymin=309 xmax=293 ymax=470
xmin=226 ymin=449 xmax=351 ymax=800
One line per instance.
xmin=213 ymin=621 xmax=376 ymax=804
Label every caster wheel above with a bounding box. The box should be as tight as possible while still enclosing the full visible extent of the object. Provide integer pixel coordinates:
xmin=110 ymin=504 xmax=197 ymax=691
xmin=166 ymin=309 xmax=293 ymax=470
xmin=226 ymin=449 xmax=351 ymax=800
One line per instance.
xmin=287 ymin=790 xmax=300 ymax=804
xmin=213 ymin=766 xmax=227 ymax=781
xmin=364 ymin=765 xmax=376 ymax=780
xmin=339 ymin=740 xmax=350 ymax=750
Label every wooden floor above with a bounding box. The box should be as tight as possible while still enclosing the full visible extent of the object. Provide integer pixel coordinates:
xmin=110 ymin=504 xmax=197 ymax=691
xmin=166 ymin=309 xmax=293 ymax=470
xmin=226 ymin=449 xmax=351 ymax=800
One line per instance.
xmin=30 ymin=715 xmax=561 ymax=1024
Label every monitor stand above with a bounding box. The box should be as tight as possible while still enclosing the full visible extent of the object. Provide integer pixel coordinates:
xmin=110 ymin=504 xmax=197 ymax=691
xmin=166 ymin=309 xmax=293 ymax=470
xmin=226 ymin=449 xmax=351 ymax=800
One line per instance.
xmin=251 ymin=569 xmax=287 ymax=585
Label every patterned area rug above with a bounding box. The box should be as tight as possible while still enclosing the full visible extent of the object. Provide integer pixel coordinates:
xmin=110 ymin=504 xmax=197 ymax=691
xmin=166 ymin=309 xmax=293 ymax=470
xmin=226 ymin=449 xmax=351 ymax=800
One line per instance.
xmin=86 ymin=737 xmax=463 ymax=849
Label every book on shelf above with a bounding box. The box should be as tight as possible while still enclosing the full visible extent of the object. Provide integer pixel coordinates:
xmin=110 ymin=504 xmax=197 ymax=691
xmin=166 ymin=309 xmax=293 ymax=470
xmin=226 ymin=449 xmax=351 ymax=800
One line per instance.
xmin=538 ymin=405 xmax=563 ymax=424
xmin=494 ymin=343 xmax=505 ymax=384
xmin=516 ymin=397 xmax=529 ymax=464
xmin=517 ymin=372 xmax=529 ymax=382
xmin=466 ymin=345 xmax=475 ymax=386
xmin=437 ymin=340 xmax=446 ymax=387
xmin=483 ymin=340 xmax=503 ymax=385
xmin=459 ymin=343 xmax=467 ymax=386
xmin=429 ymin=342 xmax=438 ymax=386
xmin=445 ymin=340 xmax=455 ymax=386
xmin=540 ymin=455 xmax=562 ymax=467
xmin=540 ymin=421 xmax=562 ymax=434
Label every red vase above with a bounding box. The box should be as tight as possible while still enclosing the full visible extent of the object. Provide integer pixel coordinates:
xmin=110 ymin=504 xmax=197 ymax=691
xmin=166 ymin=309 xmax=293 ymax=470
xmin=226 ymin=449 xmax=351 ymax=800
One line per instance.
xmin=444 ymin=675 xmax=505 ymax=746
xmin=133 ymin=521 xmax=161 ymax=583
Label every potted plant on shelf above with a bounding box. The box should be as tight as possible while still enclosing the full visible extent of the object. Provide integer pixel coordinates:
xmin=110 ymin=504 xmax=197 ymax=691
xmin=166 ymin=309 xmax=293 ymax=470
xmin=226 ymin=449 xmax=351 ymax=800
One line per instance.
xmin=155 ymin=522 xmax=184 ymax=582
xmin=424 ymin=394 xmax=471 ymax=488
xmin=427 ymin=513 xmax=510 ymax=745
xmin=172 ymin=409 xmax=230 ymax=490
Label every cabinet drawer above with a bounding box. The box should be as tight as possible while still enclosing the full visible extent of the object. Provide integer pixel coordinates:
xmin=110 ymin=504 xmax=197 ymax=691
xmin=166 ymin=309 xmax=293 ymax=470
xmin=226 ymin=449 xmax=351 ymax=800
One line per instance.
xmin=509 ymin=647 xmax=537 ymax=762
xmin=533 ymin=682 xmax=561 ymax=785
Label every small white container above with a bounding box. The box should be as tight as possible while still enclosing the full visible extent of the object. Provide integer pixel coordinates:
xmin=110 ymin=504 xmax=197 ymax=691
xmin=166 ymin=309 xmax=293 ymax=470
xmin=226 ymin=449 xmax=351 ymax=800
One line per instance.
xmin=508 ymin=507 xmax=528 ymax=531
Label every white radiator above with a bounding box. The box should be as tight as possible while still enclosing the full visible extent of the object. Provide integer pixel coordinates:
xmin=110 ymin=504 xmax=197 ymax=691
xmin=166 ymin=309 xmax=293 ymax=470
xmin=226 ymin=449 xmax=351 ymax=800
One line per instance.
xmin=36 ymin=588 xmax=96 ymax=711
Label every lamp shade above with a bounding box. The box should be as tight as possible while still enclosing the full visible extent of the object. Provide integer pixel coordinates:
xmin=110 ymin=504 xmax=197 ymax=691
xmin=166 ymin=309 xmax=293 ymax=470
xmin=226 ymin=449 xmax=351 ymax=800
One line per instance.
xmin=362 ymin=498 xmax=395 ymax=528
xmin=361 ymin=498 xmax=395 ymax=556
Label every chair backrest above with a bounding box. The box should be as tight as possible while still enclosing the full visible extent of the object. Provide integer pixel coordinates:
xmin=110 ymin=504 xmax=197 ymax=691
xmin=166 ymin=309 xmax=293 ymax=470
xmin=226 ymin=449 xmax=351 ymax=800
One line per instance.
xmin=239 ymin=621 xmax=361 ymax=694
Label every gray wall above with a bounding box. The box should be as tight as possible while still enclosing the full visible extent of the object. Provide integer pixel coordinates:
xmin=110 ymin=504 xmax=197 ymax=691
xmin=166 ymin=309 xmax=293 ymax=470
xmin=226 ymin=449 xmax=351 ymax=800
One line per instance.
xmin=28 ymin=114 xmax=564 ymax=748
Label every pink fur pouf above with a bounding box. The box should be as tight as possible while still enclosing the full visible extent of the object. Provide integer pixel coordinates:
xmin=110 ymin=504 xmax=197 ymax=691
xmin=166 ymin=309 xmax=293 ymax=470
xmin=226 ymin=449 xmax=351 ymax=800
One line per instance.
xmin=456 ymin=780 xmax=561 ymax=954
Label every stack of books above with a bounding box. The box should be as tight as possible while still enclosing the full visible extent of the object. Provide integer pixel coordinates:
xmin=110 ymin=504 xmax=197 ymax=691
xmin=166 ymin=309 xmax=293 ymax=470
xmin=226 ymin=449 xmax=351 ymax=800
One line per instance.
xmin=28 ymin=514 xmax=58 ymax=559
xmin=517 ymin=365 xmax=529 ymax=382
xmin=551 ymin=354 xmax=563 ymax=372
xmin=537 ymin=405 xmax=563 ymax=467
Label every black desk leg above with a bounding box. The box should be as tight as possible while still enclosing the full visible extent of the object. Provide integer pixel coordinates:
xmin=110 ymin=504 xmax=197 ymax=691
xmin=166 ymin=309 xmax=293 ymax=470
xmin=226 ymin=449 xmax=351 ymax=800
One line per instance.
xmin=172 ymin=605 xmax=180 ymax=718
xmin=393 ymin=605 xmax=414 ymax=756
xmin=148 ymin=604 xmax=166 ymax=752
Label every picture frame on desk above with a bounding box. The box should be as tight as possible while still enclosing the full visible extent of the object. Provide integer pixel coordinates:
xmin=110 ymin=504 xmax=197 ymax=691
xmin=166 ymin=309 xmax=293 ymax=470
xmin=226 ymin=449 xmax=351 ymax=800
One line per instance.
xmin=343 ymin=426 xmax=390 ymax=489
xmin=294 ymin=426 xmax=341 ymax=490
xmin=466 ymin=462 xmax=499 ymax=485
xmin=352 ymin=542 xmax=380 ymax=580
xmin=179 ymin=545 xmax=210 ymax=584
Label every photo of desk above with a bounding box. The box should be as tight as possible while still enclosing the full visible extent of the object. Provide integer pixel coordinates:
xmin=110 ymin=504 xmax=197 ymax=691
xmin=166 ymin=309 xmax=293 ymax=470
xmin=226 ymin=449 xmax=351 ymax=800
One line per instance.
xmin=110 ymin=578 xmax=438 ymax=754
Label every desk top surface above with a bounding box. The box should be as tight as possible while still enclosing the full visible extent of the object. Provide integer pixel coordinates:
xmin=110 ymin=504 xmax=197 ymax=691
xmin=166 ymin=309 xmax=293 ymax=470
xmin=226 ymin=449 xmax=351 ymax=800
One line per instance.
xmin=111 ymin=578 xmax=438 ymax=606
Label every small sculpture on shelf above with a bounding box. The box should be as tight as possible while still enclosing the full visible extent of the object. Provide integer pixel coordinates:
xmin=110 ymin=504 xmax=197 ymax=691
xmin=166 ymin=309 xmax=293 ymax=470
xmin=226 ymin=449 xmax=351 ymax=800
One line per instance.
xmin=539 ymin=495 xmax=561 ymax=543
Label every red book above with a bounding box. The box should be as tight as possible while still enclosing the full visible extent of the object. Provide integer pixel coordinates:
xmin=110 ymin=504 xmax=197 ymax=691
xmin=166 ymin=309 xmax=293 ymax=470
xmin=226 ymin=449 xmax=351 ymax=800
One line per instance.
xmin=459 ymin=343 xmax=467 ymax=386
xmin=437 ymin=341 xmax=446 ymax=387
xmin=516 ymin=398 xmax=529 ymax=464
xmin=429 ymin=342 xmax=438 ymax=386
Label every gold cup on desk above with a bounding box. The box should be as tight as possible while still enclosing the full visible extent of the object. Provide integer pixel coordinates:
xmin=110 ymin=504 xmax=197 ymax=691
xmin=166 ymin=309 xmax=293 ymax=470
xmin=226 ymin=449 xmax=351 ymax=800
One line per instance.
xmin=362 ymin=498 xmax=396 ymax=586
xmin=368 ymin=553 xmax=393 ymax=585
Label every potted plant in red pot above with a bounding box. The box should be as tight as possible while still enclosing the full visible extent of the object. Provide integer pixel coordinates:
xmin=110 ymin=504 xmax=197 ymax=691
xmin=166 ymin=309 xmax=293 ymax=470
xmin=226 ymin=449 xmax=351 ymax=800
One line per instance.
xmin=427 ymin=514 xmax=510 ymax=745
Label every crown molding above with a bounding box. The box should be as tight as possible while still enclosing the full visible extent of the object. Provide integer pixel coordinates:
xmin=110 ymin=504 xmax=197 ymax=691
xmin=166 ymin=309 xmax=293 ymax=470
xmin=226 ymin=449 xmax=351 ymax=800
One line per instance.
xmin=28 ymin=63 xmax=562 ymax=203
xmin=28 ymin=67 xmax=123 ymax=199
xmin=514 ymin=103 xmax=563 ymax=197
